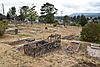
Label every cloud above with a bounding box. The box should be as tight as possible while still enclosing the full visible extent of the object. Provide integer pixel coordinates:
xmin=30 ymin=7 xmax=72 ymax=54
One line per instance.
xmin=89 ymin=1 xmax=100 ymax=7
xmin=90 ymin=2 xmax=100 ymax=7
xmin=93 ymin=2 xmax=100 ymax=7
xmin=84 ymin=7 xmax=100 ymax=13
xmin=62 ymin=0 xmax=100 ymax=14
xmin=84 ymin=1 xmax=100 ymax=13
xmin=62 ymin=3 xmax=79 ymax=9
xmin=0 ymin=0 xmax=100 ymax=15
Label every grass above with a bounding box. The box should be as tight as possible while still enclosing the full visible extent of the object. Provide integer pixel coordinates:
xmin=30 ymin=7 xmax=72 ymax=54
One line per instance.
xmin=18 ymin=24 xmax=27 ymax=27
xmin=18 ymin=34 xmax=32 ymax=37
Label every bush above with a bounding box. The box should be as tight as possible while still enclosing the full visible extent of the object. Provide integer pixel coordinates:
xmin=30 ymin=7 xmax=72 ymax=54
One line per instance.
xmin=0 ymin=20 xmax=8 ymax=36
xmin=53 ymin=23 xmax=57 ymax=27
xmin=70 ymin=23 xmax=76 ymax=26
xmin=81 ymin=23 xmax=100 ymax=42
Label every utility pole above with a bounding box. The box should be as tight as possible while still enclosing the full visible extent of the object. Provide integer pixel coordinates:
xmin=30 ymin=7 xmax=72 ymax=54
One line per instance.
xmin=61 ymin=11 xmax=63 ymax=22
xmin=2 ymin=3 xmax=5 ymax=15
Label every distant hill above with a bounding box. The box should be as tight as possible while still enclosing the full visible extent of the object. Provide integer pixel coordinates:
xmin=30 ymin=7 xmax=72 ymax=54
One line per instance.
xmin=70 ymin=13 xmax=100 ymax=17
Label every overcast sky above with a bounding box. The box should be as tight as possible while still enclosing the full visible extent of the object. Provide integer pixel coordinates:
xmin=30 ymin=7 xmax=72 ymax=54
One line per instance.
xmin=0 ymin=0 xmax=100 ymax=16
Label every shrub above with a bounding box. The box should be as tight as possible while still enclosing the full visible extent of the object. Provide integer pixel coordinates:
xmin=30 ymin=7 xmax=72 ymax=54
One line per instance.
xmin=53 ymin=23 xmax=57 ymax=27
xmin=0 ymin=20 xmax=8 ymax=36
xmin=81 ymin=23 xmax=100 ymax=42
xmin=70 ymin=23 xmax=76 ymax=26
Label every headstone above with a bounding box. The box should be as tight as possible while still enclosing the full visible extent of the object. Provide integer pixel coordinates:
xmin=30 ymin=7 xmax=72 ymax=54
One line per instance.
xmin=15 ymin=28 xmax=18 ymax=35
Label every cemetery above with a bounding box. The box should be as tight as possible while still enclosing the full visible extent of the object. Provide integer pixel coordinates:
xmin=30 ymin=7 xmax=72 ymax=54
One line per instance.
xmin=0 ymin=0 xmax=100 ymax=66
xmin=0 ymin=23 xmax=100 ymax=67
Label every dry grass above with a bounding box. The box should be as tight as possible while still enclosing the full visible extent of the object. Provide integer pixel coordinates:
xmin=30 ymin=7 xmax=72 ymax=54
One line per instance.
xmin=18 ymin=34 xmax=32 ymax=37
xmin=0 ymin=23 xmax=99 ymax=67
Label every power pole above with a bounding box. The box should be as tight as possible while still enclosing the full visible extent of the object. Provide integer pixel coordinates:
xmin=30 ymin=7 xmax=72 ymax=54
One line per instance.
xmin=2 ymin=3 xmax=5 ymax=15
xmin=61 ymin=11 xmax=63 ymax=22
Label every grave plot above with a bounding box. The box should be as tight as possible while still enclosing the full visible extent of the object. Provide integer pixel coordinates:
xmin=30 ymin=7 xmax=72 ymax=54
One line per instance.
xmin=87 ymin=43 xmax=100 ymax=58
xmin=91 ymin=43 xmax=100 ymax=49
xmin=6 ymin=28 xmax=19 ymax=35
xmin=18 ymin=34 xmax=61 ymax=57
xmin=5 ymin=38 xmax=35 ymax=46
xmin=32 ymin=28 xmax=41 ymax=31
xmin=63 ymin=41 xmax=80 ymax=54
xmin=62 ymin=35 xmax=80 ymax=40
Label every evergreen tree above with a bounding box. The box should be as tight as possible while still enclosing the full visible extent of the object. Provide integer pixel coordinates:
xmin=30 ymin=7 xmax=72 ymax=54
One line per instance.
xmin=40 ymin=2 xmax=58 ymax=23
xmin=19 ymin=5 xmax=37 ymax=22
xmin=76 ymin=15 xmax=80 ymax=23
xmin=63 ymin=15 xmax=70 ymax=26
xmin=27 ymin=4 xmax=38 ymax=23
xmin=7 ymin=13 xmax=11 ymax=21
xmin=7 ymin=7 xmax=16 ymax=20
xmin=79 ymin=15 xmax=88 ymax=26
xmin=19 ymin=6 xmax=29 ymax=21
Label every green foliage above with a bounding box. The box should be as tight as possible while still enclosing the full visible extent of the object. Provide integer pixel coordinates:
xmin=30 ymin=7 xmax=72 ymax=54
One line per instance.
xmin=76 ymin=15 xmax=80 ymax=23
xmin=79 ymin=15 xmax=88 ymax=26
xmin=63 ymin=15 xmax=70 ymax=24
xmin=27 ymin=5 xmax=38 ymax=22
xmin=81 ymin=23 xmax=100 ymax=42
xmin=7 ymin=13 xmax=11 ymax=20
xmin=39 ymin=16 xmax=46 ymax=22
xmin=18 ymin=34 xmax=32 ymax=37
xmin=71 ymin=16 xmax=77 ymax=22
xmin=20 ymin=6 xmax=29 ymax=21
xmin=53 ymin=22 xmax=58 ymax=27
xmin=11 ymin=7 xmax=16 ymax=15
xmin=0 ymin=13 xmax=6 ymax=20
xmin=7 ymin=7 xmax=16 ymax=20
xmin=40 ymin=2 xmax=58 ymax=23
xmin=0 ymin=20 xmax=8 ymax=36
xmin=19 ymin=5 xmax=37 ymax=21
xmin=70 ymin=23 xmax=76 ymax=26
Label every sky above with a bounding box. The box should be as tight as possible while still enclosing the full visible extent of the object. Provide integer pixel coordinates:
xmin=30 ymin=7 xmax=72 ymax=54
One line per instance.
xmin=0 ymin=0 xmax=100 ymax=16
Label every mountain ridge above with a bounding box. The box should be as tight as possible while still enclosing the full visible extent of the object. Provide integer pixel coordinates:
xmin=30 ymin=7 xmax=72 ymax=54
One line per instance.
xmin=70 ymin=13 xmax=100 ymax=17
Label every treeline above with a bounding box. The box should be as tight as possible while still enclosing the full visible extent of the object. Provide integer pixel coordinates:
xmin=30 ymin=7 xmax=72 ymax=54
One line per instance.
xmin=0 ymin=2 xmax=100 ymax=26
xmin=0 ymin=2 xmax=58 ymax=24
xmin=63 ymin=15 xmax=100 ymax=26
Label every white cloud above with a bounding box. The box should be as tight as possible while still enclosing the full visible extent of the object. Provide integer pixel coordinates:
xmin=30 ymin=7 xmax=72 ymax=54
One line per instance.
xmin=0 ymin=0 xmax=100 ymax=16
